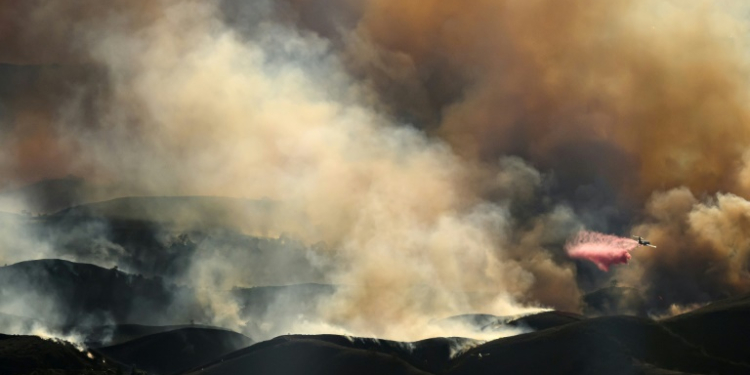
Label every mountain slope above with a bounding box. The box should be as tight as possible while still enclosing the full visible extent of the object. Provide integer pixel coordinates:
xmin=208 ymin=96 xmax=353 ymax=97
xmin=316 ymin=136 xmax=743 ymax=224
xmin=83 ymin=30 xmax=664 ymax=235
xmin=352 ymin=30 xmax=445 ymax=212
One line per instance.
xmin=82 ymin=323 xmax=225 ymax=348
xmin=0 ymin=334 xmax=115 ymax=375
xmin=0 ymin=259 xmax=205 ymax=327
xmin=96 ymin=327 xmax=252 ymax=375
xmin=180 ymin=335 xmax=433 ymax=375
xmin=178 ymin=307 xmax=750 ymax=375
xmin=448 ymin=315 xmax=748 ymax=375
xmin=662 ymin=292 xmax=750 ymax=364
xmin=506 ymin=311 xmax=585 ymax=331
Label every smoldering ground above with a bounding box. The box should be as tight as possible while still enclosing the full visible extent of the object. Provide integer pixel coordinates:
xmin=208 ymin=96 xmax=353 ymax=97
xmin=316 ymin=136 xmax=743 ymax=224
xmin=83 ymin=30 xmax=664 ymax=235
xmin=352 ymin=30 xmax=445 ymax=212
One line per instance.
xmin=1 ymin=0 xmax=750 ymax=343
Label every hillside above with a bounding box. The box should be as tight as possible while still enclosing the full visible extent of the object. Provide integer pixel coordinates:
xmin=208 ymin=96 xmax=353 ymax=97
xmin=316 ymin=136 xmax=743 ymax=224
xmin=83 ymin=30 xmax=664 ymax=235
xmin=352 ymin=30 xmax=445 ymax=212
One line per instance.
xmin=176 ymin=294 xmax=750 ymax=375
xmin=0 ymin=259 xmax=205 ymax=327
xmin=506 ymin=310 xmax=586 ymax=331
xmin=95 ymin=327 xmax=253 ymax=375
xmin=448 ymin=315 xmax=748 ymax=375
xmin=0 ymin=259 xmax=332 ymax=338
xmin=1 ymin=258 xmax=749 ymax=374
xmin=29 ymin=200 xmax=327 ymax=285
xmin=437 ymin=311 xmax=584 ymax=332
xmin=0 ymin=334 xmax=116 ymax=375
xmin=180 ymin=335 xmax=433 ymax=375
xmin=662 ymin=293 xmax=750 ymax=364
xmin=82 ymin=323 xmax=224 ymax=348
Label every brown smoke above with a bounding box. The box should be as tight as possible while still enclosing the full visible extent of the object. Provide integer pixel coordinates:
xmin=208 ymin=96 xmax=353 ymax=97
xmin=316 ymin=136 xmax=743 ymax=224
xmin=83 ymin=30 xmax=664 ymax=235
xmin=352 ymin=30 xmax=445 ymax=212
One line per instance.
xmin=3 ymin=0 xmax=750 ymax=338
xmin=344 ymin=0 xmax=750 ymax=202
xmin=0 ymin=0 xmax=165 ymax=188
xmin=619 ymin=188 xmax=750 ymax=306
xmin=0 ymin=0 xmax=166 ymax=64
xmin=1 ymin=0 xmax=583 ymax=340
xmin=305 ymin=0 xmax=750 ymax=311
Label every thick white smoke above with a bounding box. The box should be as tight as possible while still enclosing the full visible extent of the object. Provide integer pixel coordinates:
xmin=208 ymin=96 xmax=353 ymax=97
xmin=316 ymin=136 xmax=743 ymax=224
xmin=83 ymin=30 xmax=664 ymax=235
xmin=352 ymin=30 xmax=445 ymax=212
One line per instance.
xmin=52 ymin=1 xmax=577 ymax=340
xmin=0 ymin=0 xmax=584 ymax=343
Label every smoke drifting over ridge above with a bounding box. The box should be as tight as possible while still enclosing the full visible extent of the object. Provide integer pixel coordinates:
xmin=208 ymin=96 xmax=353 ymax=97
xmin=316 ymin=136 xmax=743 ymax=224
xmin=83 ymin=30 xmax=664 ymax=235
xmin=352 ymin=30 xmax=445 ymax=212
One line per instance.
xmin=1 ymin=0 xmax=750 ymax=340
xmin=267 ymin=0 xmax=750 ymax=310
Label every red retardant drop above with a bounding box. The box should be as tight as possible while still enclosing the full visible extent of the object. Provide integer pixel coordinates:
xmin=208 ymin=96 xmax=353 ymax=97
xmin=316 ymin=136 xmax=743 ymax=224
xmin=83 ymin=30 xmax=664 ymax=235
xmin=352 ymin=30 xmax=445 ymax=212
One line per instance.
xmin=564 ymin=230 xmax=638 ymax=271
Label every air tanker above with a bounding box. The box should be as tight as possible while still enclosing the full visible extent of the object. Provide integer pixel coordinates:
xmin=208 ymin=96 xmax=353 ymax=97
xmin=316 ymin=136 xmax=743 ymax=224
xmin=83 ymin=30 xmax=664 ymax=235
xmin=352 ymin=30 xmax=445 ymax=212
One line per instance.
xmin=632 ymin=235 xmax=656 ymax=248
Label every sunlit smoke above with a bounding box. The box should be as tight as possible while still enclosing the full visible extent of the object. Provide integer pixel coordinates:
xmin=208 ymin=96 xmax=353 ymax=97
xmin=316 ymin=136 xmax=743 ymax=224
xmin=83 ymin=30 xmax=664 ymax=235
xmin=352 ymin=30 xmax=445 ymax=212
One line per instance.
xmin=29 ymin=324 xmax=87 ymax=352
xmin=565 ymin=231 xmax=638 ymax=271
xmin=0 ymin=0 xmax=579 ymax=342
xmin=618 ymin=188 xmax=750 ymax=306
xmin=650 ymin=302 xmax=707 ymax=320
xmin=3 ymin=0 xmax=750 ymax=343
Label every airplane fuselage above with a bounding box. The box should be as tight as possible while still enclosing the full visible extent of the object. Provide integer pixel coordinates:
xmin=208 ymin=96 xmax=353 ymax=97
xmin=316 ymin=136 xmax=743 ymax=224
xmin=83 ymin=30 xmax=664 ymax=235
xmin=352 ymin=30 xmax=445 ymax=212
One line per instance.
xmin=632 ymin=235 xmax=657 ymax=248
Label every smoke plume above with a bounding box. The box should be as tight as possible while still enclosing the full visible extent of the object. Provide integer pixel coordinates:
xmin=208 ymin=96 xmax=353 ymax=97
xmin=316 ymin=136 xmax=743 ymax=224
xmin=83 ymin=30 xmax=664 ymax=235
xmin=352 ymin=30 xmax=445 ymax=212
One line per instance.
xmin=2 ymin=0 xmax=750 ymax=342
xmin=618 ymin=188 xmax=750 ymax=307
xmin=0 ymin=0 xmax=582 ymax=342
xmin=339 ymin=0 xmax=750 ymax=202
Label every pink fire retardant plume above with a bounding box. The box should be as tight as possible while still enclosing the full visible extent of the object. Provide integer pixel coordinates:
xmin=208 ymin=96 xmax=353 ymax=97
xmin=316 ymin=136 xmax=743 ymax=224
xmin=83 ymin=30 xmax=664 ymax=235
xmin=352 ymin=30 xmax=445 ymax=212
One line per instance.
xmin=564 ymin=231 xmax=639 ymax=271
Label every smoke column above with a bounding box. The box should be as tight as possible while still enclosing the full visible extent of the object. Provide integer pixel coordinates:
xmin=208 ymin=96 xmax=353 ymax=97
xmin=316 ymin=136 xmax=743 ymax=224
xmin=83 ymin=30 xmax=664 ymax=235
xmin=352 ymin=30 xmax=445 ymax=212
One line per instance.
xmin=565 ymin=231 xmax=638 ymax=271
xmin=3 ymin=0 xmax=750 ymax=336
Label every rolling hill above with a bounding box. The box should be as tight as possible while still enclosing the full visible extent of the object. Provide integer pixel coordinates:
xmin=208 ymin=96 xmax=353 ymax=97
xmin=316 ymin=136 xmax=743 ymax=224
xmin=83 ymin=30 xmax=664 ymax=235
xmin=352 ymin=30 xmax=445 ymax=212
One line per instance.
xmin=82 ymin=323 xmax=226 ymax=348
xmin=447 ymin=315 xmax=748 ymax=375
xmin=176 ymin=293 xmax=750 ymax=375
xmin=1 ymin=256 xmax=749 ymax=374
xmin=0 ymin=333 xmax=116 ymax=375
xmin=0 ymin=259 xmax=206 ymax=328
xmin=95 ymin=327 xmax=253 ymax=375
xmin=661 ymin=292 xmax=750 ymax=364
xmin=179 ymin=335 xmax=434 ymax=375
